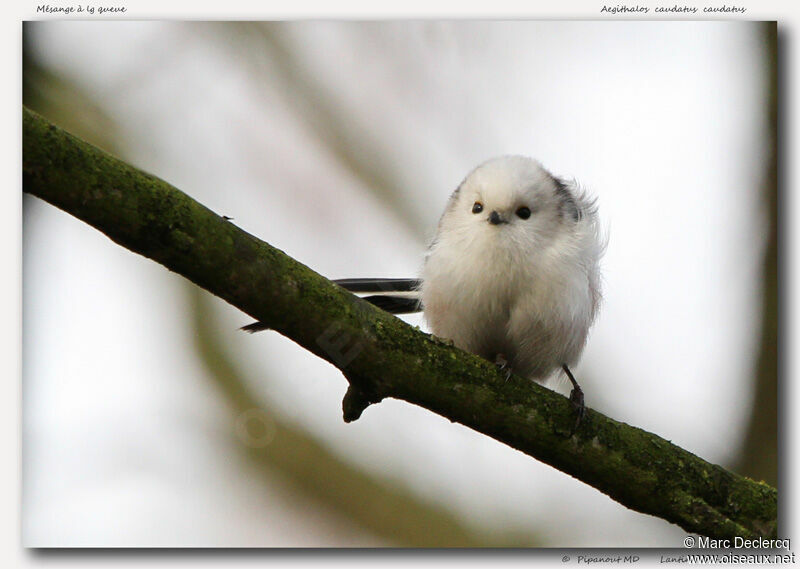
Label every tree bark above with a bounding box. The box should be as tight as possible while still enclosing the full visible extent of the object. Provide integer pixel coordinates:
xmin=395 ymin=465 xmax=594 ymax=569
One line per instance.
xmin=23 ymin=106 xmax=778 ymax=541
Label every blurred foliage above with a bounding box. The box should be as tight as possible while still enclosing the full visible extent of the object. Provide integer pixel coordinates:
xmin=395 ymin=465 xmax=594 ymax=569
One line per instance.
xmin=733 ymin=23 xmax=777 ymax=487
xmin=203 ymin=22 xmax=428 ymax=238
xmin=23 ymin=23 xmax=121 ymax=155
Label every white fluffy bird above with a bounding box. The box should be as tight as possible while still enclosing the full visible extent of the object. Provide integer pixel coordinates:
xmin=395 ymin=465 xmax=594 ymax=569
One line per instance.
xmin=247 ymin=156 xmax=604 ymax=419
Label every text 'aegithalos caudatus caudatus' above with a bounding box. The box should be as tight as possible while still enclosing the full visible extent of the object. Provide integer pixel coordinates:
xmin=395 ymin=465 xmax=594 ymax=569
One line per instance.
xmin=243 ymin=155 xmax=605 ymax=425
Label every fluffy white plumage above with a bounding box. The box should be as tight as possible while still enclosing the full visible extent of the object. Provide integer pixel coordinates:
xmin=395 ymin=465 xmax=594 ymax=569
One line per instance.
xmin=244 ymin=155 xmax=604 ymax=400
xmin=420 ymin=155 xmax=604 ymax=382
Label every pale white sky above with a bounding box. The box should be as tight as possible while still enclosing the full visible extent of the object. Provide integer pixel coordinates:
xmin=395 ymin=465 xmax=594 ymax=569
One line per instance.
xmin=23 ymin=21 xmax=769 ymax=546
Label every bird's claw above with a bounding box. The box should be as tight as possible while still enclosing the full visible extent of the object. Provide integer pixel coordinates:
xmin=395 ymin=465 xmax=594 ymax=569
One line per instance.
xmin=495 ymin=354 xmax=513 ymax=381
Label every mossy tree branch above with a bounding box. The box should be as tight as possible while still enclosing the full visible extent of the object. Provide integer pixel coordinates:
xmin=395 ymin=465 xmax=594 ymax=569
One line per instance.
xmin=23 ymin=107 xmax=777 ymax=541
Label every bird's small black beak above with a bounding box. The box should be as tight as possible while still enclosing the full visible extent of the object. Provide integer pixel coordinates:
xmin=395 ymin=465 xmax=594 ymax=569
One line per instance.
xmin=488 ymin=211 xmax=507 ymax=225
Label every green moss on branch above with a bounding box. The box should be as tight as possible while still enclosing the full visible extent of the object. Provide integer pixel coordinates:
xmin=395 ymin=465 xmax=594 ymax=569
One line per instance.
xmin=23 ymin=106 xmax=777 ymax=540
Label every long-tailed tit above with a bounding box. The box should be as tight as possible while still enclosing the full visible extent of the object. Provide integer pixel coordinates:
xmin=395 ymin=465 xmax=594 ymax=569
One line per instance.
xmin=245 ymin=156 xmax=604 ymax=421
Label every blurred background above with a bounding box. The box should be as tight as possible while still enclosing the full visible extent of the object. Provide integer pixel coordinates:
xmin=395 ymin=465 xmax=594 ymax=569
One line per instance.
xmin=22 ymin=21 xmax=776 ymax=547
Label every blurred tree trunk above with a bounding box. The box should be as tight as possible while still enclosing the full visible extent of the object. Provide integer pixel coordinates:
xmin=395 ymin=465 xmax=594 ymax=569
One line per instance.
xmin=734 ymin=22 xmax=777 ymax=487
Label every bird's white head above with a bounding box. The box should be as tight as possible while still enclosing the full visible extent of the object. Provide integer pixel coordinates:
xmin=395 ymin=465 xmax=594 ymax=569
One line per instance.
xmin=436 ymin=155 xmax=586 ymax=254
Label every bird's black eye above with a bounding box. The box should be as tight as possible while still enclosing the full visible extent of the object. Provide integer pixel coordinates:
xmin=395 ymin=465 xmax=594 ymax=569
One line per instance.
xmin=516 ymin=206 xmax=531 ymax=219
xmin=472 ymin=202 xmax=483 ymax=214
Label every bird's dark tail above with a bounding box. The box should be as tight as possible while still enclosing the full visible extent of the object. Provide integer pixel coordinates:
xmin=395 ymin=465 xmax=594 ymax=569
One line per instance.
xmin=332 ymin=278 xmax=421 ymax=293
xmin=334 ymin=278 xmax=422 ymax=314
xmin=333 ymin=278 xmax=422 ymax=314
xmin=240 ymin=278 xmax=422 ymax=333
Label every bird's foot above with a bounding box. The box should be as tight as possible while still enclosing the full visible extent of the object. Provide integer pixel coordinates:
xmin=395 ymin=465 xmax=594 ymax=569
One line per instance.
xmin=495 ymin=354 xmax=513 ymax=381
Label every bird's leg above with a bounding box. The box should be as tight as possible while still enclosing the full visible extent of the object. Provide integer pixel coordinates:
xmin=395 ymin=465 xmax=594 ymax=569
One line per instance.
xmin=494 ymin=353 xmax=513 ymax=381
xmin=562 ymin=364 xmax=586 ymax=431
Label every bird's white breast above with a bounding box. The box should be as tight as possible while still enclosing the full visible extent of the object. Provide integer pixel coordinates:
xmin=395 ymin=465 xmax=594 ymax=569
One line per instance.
xmin=420 ymin=221 xmax=596 ymax=381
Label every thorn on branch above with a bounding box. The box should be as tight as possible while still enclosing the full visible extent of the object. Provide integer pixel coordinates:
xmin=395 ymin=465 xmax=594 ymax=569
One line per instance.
xmin=240 ymin=321 xmax=271 ymax=333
